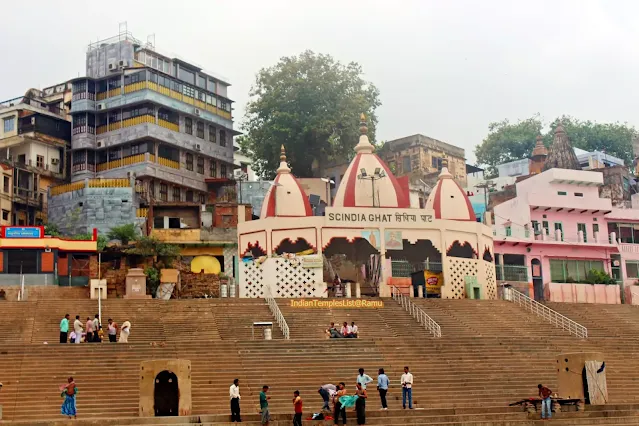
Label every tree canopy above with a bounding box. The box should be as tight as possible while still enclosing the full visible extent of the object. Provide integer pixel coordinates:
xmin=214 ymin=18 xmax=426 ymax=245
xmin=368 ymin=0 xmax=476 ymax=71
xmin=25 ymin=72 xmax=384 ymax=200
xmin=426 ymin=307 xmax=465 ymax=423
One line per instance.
xmin=240 ymin=50 xmax=381 ymax=179
xmin=474 ymin=115 xmax=637 ymax=176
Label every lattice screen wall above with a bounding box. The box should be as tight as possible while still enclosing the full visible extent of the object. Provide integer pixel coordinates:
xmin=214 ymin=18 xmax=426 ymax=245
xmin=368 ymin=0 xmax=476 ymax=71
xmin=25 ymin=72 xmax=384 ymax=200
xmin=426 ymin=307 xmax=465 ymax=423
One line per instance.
xmin=482 ymin=260 xmax=497 ymax=300
xmin=223 ymin=246 xmax=236 ymax=279
xmin=239 ymin=258 xmax=324 ymax=298
xmin=442 ymin=257 xmax=478 ymax=299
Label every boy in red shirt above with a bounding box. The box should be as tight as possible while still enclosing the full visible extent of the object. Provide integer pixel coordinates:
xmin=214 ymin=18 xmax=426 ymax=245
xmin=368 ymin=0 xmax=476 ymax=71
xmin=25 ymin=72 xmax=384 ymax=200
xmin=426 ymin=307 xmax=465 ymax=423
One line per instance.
xmin=538 ymin=384 xmax=552 ymax=420
xmin=292 ymin=390 xmax=303 ymax=426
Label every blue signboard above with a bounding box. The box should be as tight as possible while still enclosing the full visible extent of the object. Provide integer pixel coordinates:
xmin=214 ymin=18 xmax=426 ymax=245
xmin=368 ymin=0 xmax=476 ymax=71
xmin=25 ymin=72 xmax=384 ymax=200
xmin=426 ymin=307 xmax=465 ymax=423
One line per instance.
xmin=5 ymin=227 xmax=42 ymax=238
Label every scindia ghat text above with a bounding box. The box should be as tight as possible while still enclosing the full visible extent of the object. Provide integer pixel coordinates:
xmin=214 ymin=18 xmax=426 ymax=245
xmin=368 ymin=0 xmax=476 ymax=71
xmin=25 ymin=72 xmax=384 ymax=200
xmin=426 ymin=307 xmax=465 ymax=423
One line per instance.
xmin=328 ymin=212 xmax=433 ymax=223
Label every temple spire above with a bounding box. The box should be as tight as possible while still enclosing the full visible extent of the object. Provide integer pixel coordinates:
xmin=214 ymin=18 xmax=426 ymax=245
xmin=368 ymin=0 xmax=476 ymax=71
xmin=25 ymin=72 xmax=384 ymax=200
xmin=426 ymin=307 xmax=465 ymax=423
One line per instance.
xmin=277 ymin=144 xmax=291 ymax=174
xmin=354 ymin=113 xmax=374 ymax=154
xmin=542 ymin=123 xmax=581 ymax=171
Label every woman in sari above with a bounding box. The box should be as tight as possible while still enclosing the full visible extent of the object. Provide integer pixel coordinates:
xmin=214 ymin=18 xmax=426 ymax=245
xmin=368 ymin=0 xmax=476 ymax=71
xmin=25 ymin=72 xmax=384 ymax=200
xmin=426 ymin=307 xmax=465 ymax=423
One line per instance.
xmin=60 ymin=377 xmax=77 ymax=419
xmin=119 ymin=321 xmax=131 ymax=343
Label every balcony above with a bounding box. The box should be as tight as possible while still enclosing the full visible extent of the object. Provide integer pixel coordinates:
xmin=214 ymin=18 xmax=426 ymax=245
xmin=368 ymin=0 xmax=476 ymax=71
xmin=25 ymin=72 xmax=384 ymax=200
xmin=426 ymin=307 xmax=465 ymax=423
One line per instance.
xmin=50 ymin=178 xmax=131 ymax=196
xmin=0 ymin=96 xmax=65 ymax=118
xmin=96 ymin=153 xmax=155 ymax=172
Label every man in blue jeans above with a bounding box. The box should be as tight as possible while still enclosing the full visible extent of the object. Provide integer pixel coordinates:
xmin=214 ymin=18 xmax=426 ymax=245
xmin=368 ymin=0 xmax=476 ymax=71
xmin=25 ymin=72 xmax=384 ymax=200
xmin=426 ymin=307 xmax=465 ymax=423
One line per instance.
xmin=538 ymin=384 xmax=552 ymax=420
xmin=400 ymin=366 xmax=413 ymax=409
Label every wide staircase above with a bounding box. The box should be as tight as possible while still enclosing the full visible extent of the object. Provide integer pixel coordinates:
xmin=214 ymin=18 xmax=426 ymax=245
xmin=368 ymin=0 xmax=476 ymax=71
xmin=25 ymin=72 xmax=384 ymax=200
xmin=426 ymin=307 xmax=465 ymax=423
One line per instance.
xmin=3 ymin=296 xmax=639 ymax=424
xmin=545 ymin=302 xmax=639 ymax=338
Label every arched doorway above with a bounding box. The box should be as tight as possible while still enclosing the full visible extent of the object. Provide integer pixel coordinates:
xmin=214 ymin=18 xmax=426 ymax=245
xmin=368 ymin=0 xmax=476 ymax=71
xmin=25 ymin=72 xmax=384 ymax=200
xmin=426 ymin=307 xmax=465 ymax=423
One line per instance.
xmin=154 ymin=370 xmax=179 ymax=416
xmin=531 ymin=258 xmax=543 ymax=301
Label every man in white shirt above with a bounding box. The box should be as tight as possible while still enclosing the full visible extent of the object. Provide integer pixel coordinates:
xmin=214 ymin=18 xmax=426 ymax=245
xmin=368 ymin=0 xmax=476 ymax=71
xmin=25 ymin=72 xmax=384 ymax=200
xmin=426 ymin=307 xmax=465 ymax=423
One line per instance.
xmin=73 ymin=315 xmax=83 ymax=344
xmin=401 ymin=366 xmax=414 ymax=409
xmin=341 ymin=322 xmax=353 ymax=338
xmin=351 ymin=322 xmax=358 ymax=338
xmin=230 ymin=378 xmax=241 ymax=422
xmin=318 ymin=383 xmax=336 ymax=411
xmin=357 ymin=368 xmax=373 ymax=389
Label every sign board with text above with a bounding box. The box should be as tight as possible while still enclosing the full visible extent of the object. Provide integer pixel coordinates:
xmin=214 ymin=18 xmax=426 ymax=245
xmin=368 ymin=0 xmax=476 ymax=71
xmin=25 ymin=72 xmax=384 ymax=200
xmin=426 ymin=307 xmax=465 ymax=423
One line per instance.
xmin=3 ymin=227 xmax=42 ymax=239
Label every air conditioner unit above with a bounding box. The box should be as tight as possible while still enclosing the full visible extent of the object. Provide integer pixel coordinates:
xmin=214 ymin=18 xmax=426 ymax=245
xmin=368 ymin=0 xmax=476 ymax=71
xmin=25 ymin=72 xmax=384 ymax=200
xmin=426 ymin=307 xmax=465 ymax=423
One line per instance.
xmin=44 ymin=248 xmax=52 ymax=253
xmin=97 ymin=141 xmax=102 ymax=148
xmin=119 ymin=60 xmax=129 ymax=67
xmin=194 ymin=108 xmax=201 ymax=116
xmin=233 ymin=169 xmax=246 ymax=179
xmin=97 ymin=103 xmax=106 ymax=110
xmin=51 ymin=158 xmax=60 ymax=165
xmin=195 ymin=144 xmax=201 ymax=151
xmin=30 ymin=117 xmax=36 ymax=125
xmin=108 ymin=62 xmax=117 ymax=71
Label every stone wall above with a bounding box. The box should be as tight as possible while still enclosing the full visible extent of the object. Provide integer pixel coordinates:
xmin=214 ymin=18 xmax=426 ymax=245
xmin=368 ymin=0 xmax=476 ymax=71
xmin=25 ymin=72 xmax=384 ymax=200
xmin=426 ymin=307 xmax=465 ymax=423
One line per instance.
xmin=48 ymin=186 xmax=138 ymax=235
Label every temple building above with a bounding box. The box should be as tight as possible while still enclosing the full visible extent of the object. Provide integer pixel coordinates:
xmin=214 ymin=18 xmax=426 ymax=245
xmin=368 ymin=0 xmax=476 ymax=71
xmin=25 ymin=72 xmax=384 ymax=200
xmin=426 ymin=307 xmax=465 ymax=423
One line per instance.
xmin=237 ymin=115 xmax=496 ymax=299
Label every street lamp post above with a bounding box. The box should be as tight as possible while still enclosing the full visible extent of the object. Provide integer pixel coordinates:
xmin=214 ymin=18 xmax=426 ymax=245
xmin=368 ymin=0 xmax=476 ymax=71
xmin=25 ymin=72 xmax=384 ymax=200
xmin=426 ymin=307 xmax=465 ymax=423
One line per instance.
xmin=357 ymin=168 xmax=386 ymax=207
xmin=320 ymin=177 xmax=335 ymax=207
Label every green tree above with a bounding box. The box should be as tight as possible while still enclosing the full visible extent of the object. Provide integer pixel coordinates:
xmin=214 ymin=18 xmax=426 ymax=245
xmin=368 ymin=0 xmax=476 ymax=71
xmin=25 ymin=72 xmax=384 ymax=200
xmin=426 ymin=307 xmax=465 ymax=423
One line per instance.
xmin=44 ymin=224 xmax=60 ymax=237
xmin=125 ymin=236 xmax=180 ymax=258
xmin=107 ymin=223 xmax=138 ymax=245
xmin=241 ymin=50 xmax=381 ymax=179
xmin=475 ymin=115 xmax=638 ymax=176
xmin=71 ymin=233 xmax=108 ymax=252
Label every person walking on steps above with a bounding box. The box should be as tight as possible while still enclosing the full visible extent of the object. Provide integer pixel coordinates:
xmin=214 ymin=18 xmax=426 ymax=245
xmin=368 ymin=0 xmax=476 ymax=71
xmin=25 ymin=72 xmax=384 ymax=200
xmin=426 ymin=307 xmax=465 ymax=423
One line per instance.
xmin=60 ymin=377 xmax=78 ymax=419
xmin=333 ymin=382 xmax=347 ymax=425
xmin=119 ymin=321 xmax=131 ymax=343
xmin=293 ymin=390 xmax=303 ymax=426
xmin=401 ymin=366 xmax=413 ymax=409
xmin=59 ymin=314 xmax=70 ymax=344
xmin=355 ymin=382 xmax=368 ymax=425
xmin=73 ymin=315 xmax=83 ymax=344
xmin=260 ymin=385 xmax=271 ymax=425
xmin=230 ymin=378 xmax=241 ymax=422
xmin=377 ymin=368 xmax=389 ymax=410
xmin=319 ymin=383 xmax=337 ymax=411
xmin=538 ymin=384 xmax=553 ymax=420
xmin=107 ymin=319 xmax=118 ymax=343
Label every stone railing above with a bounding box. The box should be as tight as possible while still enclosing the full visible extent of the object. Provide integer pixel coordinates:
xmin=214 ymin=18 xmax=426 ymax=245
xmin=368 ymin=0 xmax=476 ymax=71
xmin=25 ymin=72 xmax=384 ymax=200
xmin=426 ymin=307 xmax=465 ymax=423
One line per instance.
xmin=390 ymin=286 xmax=441 ymax=338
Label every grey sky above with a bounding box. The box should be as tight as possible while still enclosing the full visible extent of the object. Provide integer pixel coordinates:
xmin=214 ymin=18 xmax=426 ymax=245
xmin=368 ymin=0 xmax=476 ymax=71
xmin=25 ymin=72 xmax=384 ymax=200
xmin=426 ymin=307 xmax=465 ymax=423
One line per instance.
xmin=2 ymin=0 xmax=637 ymax=164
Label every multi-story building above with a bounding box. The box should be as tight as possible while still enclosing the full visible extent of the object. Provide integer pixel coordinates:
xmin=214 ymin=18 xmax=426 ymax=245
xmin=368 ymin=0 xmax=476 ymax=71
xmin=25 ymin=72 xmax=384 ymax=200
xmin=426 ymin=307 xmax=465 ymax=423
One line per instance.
xmin=48 ymin=31 xmax=236 ymax=234
xmin=0 ymin=83 xmax=72 ymax=226
xmin=380 ymin=134 xmax=467 ymax=187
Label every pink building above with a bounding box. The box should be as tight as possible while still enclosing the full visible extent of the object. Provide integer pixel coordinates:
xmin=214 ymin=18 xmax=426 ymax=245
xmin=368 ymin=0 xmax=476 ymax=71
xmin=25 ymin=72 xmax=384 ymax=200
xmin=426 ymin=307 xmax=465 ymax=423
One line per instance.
xmin=493 ymin=168 xmax=625 ymax=303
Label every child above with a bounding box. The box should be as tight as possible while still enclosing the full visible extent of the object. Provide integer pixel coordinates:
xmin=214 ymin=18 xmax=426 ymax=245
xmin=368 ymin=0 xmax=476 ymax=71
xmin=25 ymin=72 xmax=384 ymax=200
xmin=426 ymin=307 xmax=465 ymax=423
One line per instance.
xmin=69 ymin=331 xmax=76 ymax=344
xmin=293 ymin=390 xmax=303 ymax=426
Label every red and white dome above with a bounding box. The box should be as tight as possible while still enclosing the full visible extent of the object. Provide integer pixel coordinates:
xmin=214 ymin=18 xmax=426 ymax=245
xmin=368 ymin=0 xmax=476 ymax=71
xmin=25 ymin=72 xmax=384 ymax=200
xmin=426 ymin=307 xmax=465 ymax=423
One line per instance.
xmin=260 ymin=145 xmax=313 ymax=218
xmin=425 ymin=163 xmax=475 ymax=221
xmin=333 ymin=115 xmax=409 ymax=208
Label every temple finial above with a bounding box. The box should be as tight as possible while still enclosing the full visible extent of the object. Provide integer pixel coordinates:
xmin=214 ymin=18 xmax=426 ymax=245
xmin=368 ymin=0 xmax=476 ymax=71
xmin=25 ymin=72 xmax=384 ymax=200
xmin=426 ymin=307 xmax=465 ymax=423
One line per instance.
xmin=359 ymin=113 xmax=368 ymax=135
xmin=280 ymin=144 xmax=286 ymax=162
xmin=277 ymin=144 xmax=291 ymax=174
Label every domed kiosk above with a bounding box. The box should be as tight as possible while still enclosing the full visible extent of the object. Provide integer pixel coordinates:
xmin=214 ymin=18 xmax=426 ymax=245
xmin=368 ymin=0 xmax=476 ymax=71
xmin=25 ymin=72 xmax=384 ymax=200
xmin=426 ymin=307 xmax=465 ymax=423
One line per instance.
xmin=237 ymin=115 xmax=496 ymax=299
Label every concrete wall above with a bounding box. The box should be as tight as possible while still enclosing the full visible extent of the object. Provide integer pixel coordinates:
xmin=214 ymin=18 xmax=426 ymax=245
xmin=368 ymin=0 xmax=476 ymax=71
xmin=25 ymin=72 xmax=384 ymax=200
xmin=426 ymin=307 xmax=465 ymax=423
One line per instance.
xmin=48 ymin=186 xmax=138 ymax=235
xmin=546 ymin=282 xmax=621 ymax=304
xmin=86 ymin=40 xmax=135 ymax=79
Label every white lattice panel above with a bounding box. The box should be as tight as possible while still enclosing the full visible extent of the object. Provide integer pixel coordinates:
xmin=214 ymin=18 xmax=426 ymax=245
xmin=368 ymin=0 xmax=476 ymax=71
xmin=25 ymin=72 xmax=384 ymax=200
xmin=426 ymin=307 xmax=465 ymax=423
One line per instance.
xmin=223 ymin=246 xmax=236 ymax=278
xmin=483 ymin=260 xmax=497 ymax=300
xmin=443 ymin=257 xmax=478 ymax=299
xmin=240 ymin=261 xmax=266 ymax=298
xmin=239 ymin=258 xmax=324 ymax=298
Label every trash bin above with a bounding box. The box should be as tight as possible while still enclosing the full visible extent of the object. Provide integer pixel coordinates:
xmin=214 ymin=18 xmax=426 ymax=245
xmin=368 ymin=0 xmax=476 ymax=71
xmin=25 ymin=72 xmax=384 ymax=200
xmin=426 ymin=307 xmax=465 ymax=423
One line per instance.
xmin=264 ymin=327 xmax=272 ymax=340
xmin=229 ymin=282 xmax=236 ymax=298
xmin=220 ymin=283 xmax=228 ymax=298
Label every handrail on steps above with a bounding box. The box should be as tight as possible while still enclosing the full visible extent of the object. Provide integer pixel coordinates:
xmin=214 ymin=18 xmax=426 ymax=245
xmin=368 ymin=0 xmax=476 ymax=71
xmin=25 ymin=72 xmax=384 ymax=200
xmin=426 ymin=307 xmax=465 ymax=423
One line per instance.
xmin=501 ymin=284 xmax=588 ymax=338
xmin=391 ymin=286 xmax=441 ymax=338
xmin=264 ymin=288 xmax=290 ymax=339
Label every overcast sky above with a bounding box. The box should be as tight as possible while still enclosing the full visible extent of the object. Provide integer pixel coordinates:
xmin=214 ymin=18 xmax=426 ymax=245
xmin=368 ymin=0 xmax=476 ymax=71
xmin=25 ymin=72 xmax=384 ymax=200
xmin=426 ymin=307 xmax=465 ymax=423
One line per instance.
xmin=2 ymin=0 xmax=638 ymax=163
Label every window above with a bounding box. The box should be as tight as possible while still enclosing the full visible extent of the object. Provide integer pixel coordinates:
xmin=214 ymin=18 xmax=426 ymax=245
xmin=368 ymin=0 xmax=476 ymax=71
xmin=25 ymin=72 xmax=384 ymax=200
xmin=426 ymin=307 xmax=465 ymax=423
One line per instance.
xmin=208 ymin=79 xmax=216 ymax=93
xmin=7 ymin=250 xmax=39 ymax=274
xmin=542 ymin=221 xmax=549 ymax=235
xmin=505 ymin=226 xmax=512 ymax=237
xmin=220 ymin=164 xmax=227 ymax=179
xmin=574 ymin=192 xmax=584 ymax=197
xmin=210 ymin=161 xmax=217 ymax=178
xmin=554 ymin=222 xmax=563 ymax=241
xmin=3 ymin=176 xmax=9 ymax=193
xmin=172 ymin=186 xmax=181 ymax=202
xmin=182 ymin=85 xmax=195 ymax=98
xmin=197 ymin=74 xmax=206 ymax=88
xmin=197 ymin=157 xmax=204 ymax=174
xmin=593 ymin=223 xmax=599 ymax=234
xmin=36 ymin=155 xmax=44 ymax=168
xmin=550 ymin=259 xmax=604 ymax=282
xmin=431 ymin=156 xmax=442 ymax=170
xmin=558 ymin=191 xmax=567 ymax=195
xmin=219 ymin=130 xmax=227 ymax=147
xmin=402 ymin=156 xmax=411 ymax=173
xmin=185 ymin=117 xmax=192 ymax=135
xmin=577 ymin=223 xmax=587 ymax=242
xmin=196 ymin=121 xmax=204 ymax=139
xmin=185 ymin=190 xmax=194 ymax=202
xmin=3 ymin=117 xmax=15 ymax=133
xmin=178 ymin=67 xmax=195 ymax=85
xmin=199 ymin=193 xmax=206 ymax=204
xmin=186 ymin=153 xmax=194 ymax=171
xmin=209 ymin=125 xmax=216 ymax=143
xmin=1 ymin=210 xmax=8 ymax=221
xmin=626 ymin=261 xmax=639 ymax=278
xmin=159 ymin=183 xmax=168 ymax=201
xmin=531 ymin=220 xmax=541 ymax=235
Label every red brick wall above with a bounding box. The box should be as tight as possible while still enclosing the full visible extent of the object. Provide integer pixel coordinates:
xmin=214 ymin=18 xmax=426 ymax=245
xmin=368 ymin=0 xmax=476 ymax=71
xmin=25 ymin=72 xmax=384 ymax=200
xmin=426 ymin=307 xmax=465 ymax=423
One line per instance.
xmin=41 ymin=251 xmax=54 ymax=273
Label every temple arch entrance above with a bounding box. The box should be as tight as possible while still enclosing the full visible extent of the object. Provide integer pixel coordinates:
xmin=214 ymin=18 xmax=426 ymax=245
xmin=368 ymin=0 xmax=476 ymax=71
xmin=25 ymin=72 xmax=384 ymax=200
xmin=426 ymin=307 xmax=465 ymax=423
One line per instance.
xmin=154 ymin=370 xmax=179 ymax=416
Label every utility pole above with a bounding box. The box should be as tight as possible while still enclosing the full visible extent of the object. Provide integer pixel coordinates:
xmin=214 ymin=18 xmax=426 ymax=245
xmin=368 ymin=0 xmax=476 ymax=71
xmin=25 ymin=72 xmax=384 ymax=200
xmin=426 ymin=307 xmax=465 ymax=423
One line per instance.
xmin=475 ymin=180 xmax=496 ymax=212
